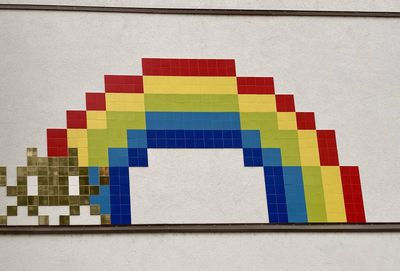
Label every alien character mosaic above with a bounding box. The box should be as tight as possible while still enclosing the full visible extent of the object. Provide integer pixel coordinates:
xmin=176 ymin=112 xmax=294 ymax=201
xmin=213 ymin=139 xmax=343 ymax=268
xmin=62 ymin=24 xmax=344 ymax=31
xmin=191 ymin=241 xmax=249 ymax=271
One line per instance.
xmin=0 ymin=58 xmax=366 ymax=226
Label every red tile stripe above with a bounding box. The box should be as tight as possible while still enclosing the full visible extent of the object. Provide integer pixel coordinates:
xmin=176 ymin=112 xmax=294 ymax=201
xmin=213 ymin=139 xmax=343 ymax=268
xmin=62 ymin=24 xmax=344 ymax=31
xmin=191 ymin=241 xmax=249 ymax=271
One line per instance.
xmin=340 ymin=166 xmax=366 ymax=223
xmin=237 ymin=77 xmax=275 ymax=94
xmin=275 ymin=94 xmax=295 ymax=112
xmin=316 ymin=130 xmax=339 ymax=166
xmin=47 ymin=129 xmax=68 ymax=157
xmin=104 ymin=75 xmax=143 ymax=93
xmin=66 ymin=110 xmax=87 ymax=129
xmin=142 ymin=58 xmax=236 ymax=76
xmin=86 ymin=93 xmax=106 ymax=111
xmin=296 ymin=112 xmax=316 ymax=130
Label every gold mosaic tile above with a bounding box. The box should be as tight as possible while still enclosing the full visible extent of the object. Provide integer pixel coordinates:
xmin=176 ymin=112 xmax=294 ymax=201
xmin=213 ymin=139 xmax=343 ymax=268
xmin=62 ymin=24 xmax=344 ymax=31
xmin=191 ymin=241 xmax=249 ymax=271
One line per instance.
xmin=7 ymin=206 xmax=17 ymax=216
xmin=59 ymin=215 xmax=70 ymax=225
xmin=16 ymin=167 xmax=27 ymax=177
xmin=28 ymin=206 xmax=38 ymax=216
xmin=0 ymin=176 xmax=6 ymax=186
xmin=28 ymin=196 xmax=38 ymax=206
xmin=69 ymin=206 xmax=80 ymax=216
xmin=17 ymin=186 xmax=27 ymax=196
xmin=90 ymin=205 xmax=100 ymax=215
xmin=68 ymin=148 xmax=78 ymax=157
xmin=90 ymin=186 xmax=99 ymax=195
xmin=6 ymin=186 xmax=17 ymax=196
xmin=101 ymin=215 xmax=111 ymax=225
xmin=100 ymin=176 xmax=109 ymax=185
xmin=0 ymin=216 xmax=7 ymax=225
xmin=17 ymin=196 xmax=27 ymax=206
xmin=26 ymin=148 xmax=37 ymax=157
xmin=27 ymin=156 xmax=38 ymax=167
xmin=49 ymin=196 xmax=58 ymax=205
xmin=38 ymin=216 xmax=49 ymax=226
xmin=0 ymin=167 xmax=6 ymax=176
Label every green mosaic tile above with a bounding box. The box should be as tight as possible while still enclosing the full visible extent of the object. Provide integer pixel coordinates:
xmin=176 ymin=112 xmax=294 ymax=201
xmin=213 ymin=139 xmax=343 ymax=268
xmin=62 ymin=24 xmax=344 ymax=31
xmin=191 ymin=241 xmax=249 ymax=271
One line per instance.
xmin=144 ymin=94 xmax=239 ymax=112
xmin=302 ymin=166 xmax=327 ymax=222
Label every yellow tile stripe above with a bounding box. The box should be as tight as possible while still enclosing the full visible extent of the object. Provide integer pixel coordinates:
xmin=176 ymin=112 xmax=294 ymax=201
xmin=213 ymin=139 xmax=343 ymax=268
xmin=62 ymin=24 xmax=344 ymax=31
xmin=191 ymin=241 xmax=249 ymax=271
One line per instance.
xmin=87 ymin=111 xmax=107 ymax=129
xmin=321 ymin=166 xmax=347 ymax=222
xmin=238 ymin=94 xmax=276 ymax=112
xmin=277 ymin=112 xmax=297 ymax=130
xmin=67 ymin=129 xmax=88 ymax=167
xmin=143 ymin=76 xmax=237 ymax=94
xmin=106 ymin=93 xmax=144 ymax=112
xmin=298 ymin=130 xmax=320 ymax=166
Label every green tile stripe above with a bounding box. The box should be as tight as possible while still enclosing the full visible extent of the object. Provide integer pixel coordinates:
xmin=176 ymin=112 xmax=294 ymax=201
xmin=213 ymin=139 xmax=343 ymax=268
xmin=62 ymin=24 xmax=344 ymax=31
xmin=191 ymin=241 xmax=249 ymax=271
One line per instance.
xmin=302 ymin=166 xmax=327 ymax=222
xmin=87 ymin=112 xmax=146 ymax=166
xmin=144 ymin=94 xmax=239 ymax=112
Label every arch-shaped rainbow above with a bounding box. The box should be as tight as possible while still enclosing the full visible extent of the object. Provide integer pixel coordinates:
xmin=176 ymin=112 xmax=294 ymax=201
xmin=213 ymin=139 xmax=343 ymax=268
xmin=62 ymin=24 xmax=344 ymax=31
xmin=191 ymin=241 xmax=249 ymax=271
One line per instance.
xmin=33 ymin=58 xmax=365 ymax=225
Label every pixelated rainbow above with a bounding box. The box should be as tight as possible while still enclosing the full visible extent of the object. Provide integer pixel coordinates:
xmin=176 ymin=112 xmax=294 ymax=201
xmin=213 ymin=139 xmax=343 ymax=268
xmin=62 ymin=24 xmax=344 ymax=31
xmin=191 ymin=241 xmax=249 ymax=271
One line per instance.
xmin=45 ymin=58 xmax=366 ymax=225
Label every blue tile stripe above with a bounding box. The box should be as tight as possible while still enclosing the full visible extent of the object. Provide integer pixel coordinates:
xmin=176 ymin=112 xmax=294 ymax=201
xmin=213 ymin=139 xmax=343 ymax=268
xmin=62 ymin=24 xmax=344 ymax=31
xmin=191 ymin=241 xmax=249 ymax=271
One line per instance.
xmin=105 ymin=128 xmax=307 ymax=225
xmin=264 ymin=166 xmax=289 ymax=223
xmin=283 ymin=166 xmax=308 ymax=223
xmin=109 ymin=167 xmax=131 ymax=225
xmin=146 ymin=130 xmax=242 ymax=148
xmin=145 ymin=112 xmax=241 ymax=130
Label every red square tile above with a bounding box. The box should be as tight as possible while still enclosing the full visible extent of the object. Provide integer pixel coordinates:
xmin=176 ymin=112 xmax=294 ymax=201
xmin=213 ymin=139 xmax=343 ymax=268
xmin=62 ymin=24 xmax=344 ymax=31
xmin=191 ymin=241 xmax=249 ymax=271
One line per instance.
xmin=86 ymin=93 xmax=106 ymax=111
xmin=237 ymin=77 xmax=275 ymax=94
xmin=296 ymin=112 xmax=316 ymax=130
xmin=66 ymin=110 xmax=87 ymax=129
xmin=47 ymin=129 xmax=68 ymax=157
xmin=275 ymin=94 xmax=295 ymax=112
xmin=104 ymin=75 xmax=143 ymax=93
xmin=316 ymin=130 xmax=339 ymax=165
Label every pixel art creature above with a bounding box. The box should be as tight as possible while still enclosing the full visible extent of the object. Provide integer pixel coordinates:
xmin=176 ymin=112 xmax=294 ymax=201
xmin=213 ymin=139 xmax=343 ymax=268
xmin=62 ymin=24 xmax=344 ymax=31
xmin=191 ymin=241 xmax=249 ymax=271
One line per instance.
xmin=0 ymin=58 xmax=366 ymax=226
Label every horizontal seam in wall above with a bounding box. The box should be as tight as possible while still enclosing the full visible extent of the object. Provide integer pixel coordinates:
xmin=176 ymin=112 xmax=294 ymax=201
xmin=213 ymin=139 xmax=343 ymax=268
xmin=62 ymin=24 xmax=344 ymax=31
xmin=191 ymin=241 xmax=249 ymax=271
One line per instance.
xmin=0 ymin=4 xmax=399 ymax=18
xmin=1 ymin=223 xmax=400 ymax=234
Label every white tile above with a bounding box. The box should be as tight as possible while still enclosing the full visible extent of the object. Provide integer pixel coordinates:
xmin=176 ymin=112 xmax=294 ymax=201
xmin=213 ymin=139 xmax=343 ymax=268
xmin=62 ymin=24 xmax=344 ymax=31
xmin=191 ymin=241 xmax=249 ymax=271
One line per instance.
xmin=7 ymin=206 xmax=38 ymax=226
xmin=68 ymin=176 xmax=79 ymax=196
xmin=38 ymin=206 xmax=69 ymax=226
xmin=27 ymin=176 xmax=38 ymax=196
xmin=0 ymin=187 xmax=17 ymax=215
xmin=70 ymin=206 xmax=101 ymax=225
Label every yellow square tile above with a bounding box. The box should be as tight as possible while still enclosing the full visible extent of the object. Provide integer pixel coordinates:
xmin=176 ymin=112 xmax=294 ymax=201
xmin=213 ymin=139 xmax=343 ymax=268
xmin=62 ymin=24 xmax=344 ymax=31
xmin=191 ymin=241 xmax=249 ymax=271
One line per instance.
xmin=298 ymin=130 xmax=320 ymax=166
xmin=277 ymin=112 xmax=297 ymax=130
xmin=106 ymin=93 xmax=145 ymax=111
xmin=321 ymin=166 xmax=346 ymax=222
xmin=238 ymin=94 xmax=276 ymax=112
xmin=143 ymin=76 xmax=237 ymax=94
xmin=67 ymin=129 xmax=87 ymax=148
xmin=87 ymin=111 xmax=107 ymax=129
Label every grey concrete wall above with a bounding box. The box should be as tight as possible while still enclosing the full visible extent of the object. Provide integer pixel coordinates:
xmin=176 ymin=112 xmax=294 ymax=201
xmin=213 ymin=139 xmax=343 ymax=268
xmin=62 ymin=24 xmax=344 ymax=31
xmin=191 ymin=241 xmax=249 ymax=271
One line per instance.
xmin=0 ymin=2 xmax=400 ymax=270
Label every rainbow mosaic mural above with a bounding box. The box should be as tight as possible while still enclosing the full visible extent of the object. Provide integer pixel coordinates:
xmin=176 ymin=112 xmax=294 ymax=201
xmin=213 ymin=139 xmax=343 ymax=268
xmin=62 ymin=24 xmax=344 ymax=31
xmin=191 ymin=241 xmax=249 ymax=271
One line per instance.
xmin=0 ymin=58 xmax=366 ymax=226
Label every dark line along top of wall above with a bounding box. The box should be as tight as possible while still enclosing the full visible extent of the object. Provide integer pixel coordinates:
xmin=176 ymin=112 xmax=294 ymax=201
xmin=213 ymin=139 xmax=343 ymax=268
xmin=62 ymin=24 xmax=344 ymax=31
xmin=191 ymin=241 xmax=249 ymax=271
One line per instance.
xmin=0 ymin=4 xmax=400 ymax=18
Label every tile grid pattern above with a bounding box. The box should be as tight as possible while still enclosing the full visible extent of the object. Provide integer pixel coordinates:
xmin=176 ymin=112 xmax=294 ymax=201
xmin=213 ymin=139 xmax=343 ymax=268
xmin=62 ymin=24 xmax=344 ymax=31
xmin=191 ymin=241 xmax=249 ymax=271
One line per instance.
xmin=0 ymin=58 xmax=366 ymax=225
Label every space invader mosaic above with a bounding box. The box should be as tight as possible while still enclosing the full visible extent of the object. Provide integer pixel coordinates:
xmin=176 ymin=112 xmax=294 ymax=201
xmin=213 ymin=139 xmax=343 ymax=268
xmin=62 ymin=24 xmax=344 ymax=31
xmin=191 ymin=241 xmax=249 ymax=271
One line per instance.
xmin=0 ymin=58 xmax=366 ymax=226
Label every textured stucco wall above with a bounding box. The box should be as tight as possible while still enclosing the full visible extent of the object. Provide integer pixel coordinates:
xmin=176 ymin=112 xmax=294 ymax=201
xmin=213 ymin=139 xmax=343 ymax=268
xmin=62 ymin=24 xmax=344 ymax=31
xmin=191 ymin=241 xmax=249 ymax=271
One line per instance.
xmin=0 ymin=2 xmax=400 ymax=270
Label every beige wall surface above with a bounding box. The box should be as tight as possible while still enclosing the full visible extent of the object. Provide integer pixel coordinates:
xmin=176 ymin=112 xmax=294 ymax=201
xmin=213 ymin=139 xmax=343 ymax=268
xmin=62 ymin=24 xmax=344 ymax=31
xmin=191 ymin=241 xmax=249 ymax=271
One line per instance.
xmin=0 ymin=3 xmax=400 ymax=270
